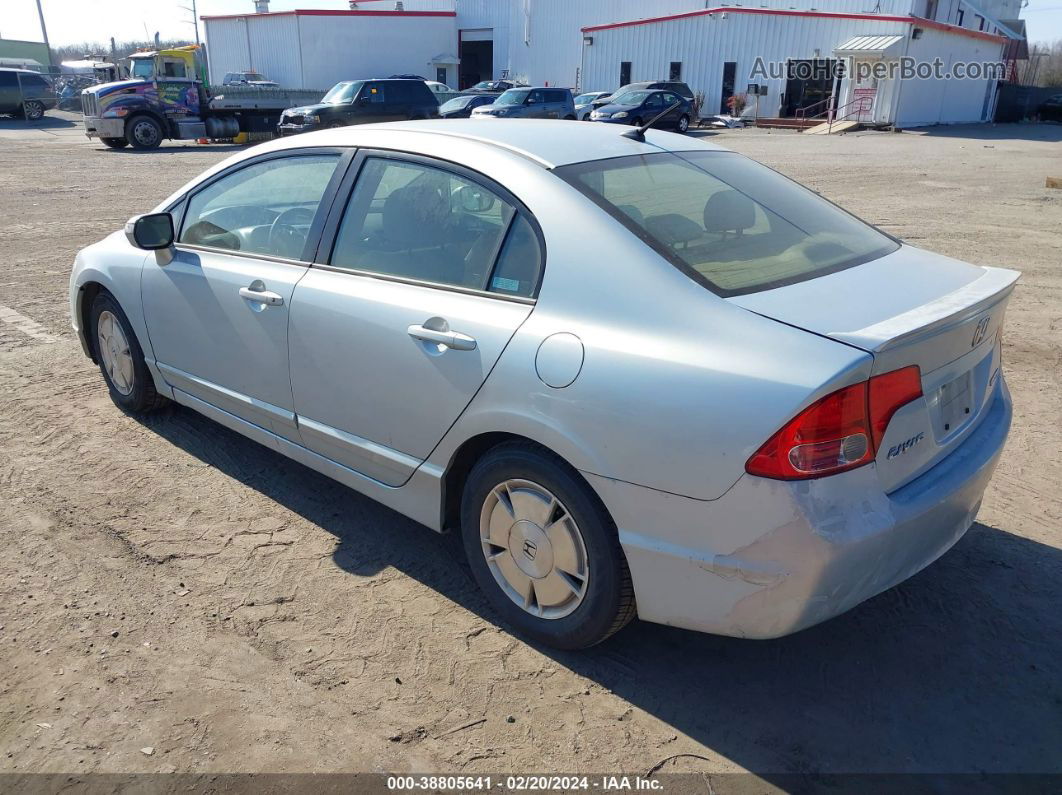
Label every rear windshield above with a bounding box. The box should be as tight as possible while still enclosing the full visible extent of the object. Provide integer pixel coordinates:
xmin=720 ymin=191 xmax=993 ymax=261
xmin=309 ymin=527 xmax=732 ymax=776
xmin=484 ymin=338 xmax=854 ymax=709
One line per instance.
xmin=555 ymin=151 xmax=898 ymax=296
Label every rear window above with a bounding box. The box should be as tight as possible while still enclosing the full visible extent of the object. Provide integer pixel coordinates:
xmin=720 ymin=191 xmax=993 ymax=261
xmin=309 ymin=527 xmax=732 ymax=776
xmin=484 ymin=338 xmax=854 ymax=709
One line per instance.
xmin=556 ymin=151 xmax=898 ymax=296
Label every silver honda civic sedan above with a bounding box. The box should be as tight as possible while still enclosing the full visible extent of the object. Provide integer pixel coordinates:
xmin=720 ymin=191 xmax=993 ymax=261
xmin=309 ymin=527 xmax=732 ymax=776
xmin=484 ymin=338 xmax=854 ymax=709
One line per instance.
xmin=70 ymin=120 xmax=1016 ymax=649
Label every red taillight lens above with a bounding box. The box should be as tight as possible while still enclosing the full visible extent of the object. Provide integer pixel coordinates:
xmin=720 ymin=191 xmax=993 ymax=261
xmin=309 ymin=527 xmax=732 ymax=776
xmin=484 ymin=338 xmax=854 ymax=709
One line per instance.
xmin=746 ymin=366 xmax=922 ymax=481
xmin=867 ymin=365 xmax=922 ymax=451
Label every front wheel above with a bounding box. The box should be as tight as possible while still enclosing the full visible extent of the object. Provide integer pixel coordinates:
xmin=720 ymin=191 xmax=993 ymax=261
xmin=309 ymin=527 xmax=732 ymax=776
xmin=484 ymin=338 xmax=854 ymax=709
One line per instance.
xmin=22 ymin=100 xmax=45 ymax=121
xmin=126 ymin=115 xmax=163 ymax=150
xmin=461 ymin=443 xmax=636 ymax=649
xmin=631 ymin=117 xmax=643 ymax=127
xmin=564 ymin=114 xmax=576 ymax=121
xmin=90 ymin=292 xmax=168 ymax=413
xmin=101 ymin=137 xmax=128 ymax=149
xmin=677 ymin=114 xmax=690 ymax=133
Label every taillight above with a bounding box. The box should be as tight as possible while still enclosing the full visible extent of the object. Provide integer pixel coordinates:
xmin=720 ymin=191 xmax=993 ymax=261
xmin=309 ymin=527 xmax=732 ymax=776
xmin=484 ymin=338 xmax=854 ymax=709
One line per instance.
xmin=746 ymin=366 xmax=922 ymax=480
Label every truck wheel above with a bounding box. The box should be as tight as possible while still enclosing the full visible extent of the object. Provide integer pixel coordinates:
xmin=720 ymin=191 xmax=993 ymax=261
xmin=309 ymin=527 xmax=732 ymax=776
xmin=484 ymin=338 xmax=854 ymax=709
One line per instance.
xmin=126 ymin=115 xmax=163 ymax=150
xmin=101 ymin=137 xmax=129 ymax=149
xmin=327 ymin=120 xmax=345 ymax=129
xmin=22 ymin=101 xmax=45 ymax=121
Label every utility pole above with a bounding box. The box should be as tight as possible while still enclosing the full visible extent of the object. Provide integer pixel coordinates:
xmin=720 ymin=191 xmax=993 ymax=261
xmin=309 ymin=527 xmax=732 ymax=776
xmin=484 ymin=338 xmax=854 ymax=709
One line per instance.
xmin=35 ymin=0 xmax=53 ymax=70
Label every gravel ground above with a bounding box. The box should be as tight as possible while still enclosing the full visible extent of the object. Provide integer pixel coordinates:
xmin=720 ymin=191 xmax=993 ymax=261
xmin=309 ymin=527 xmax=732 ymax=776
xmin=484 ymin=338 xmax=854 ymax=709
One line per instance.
xmin=0 ymin=111 xmax=1060 ymax=778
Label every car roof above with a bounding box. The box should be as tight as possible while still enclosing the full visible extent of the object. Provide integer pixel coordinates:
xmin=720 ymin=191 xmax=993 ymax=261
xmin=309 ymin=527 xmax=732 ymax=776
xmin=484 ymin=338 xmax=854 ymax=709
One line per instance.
xmin=259 ymin=119 xmax=728 ymax=169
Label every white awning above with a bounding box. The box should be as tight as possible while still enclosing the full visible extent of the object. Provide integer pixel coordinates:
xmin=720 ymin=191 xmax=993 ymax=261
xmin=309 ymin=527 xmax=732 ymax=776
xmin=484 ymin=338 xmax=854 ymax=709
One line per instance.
xmin=834 ymin=35 xmax=905 ymax=58
xmin=429 ymin=53 xmax=459 ymax=64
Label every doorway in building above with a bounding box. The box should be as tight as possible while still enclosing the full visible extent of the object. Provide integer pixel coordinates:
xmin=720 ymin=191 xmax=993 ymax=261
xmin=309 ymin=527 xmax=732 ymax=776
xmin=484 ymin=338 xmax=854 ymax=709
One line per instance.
xmin=720 ymin=61 xmax=736 ymax=114
xmin=782 ymin=59 xmax=837 ymax=117
xmin=459 ymin=30 xmax=493 ymax=89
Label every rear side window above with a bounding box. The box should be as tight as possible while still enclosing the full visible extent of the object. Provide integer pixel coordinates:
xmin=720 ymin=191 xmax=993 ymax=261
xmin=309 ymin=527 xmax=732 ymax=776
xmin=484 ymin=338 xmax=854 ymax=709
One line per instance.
xmin=364 ymin=83 xmax=386 ymax=103
xmin=0 ymin=71 xmax=18 ymax=88
xmin=556 ymin=151 xmax=897 ymax=296
xmin=330 ymin=157 xmax=542 ymax=297
xmin=547 ymin=90 xmax=567 ymax=103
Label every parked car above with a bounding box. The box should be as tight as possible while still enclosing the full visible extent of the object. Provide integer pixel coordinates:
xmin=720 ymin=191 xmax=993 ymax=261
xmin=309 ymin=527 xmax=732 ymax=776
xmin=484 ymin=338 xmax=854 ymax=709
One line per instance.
xmin=71 ymin=120 xmax=1016 ymax=650
xmin=471 ymin=87 xmax=575 ymax=119
xmin=388 ymin=73 xmax=427 ymax=80
xmin=573 ymin=91 xmax=610 ymax=120
xmin=439 ymin=93 xmax=496 ymax=118
xmin=0 ymin=67 xmax=57 ymax=120
xmin=425 ymin=80 xmax=461 ymax=105
xmin=590 ymin=89 xmax=693 ymax=132
xmin=277 ymin=78 xmax=438 ymax=134
xmin=1036 ymin=93 xmax=1062 ymax=122
xmin=591 ymin=81 xmax=695 ymax=110
xmin=221 ymin=71 xmax=279 ymax=87
xmin=465 ymin=80 xmax=521 ymax=94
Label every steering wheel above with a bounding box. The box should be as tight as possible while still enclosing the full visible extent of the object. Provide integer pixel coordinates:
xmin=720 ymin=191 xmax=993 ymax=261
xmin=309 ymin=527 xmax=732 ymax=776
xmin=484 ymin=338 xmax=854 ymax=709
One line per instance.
xmin=268 ymin=207 xmax=316 ymax=259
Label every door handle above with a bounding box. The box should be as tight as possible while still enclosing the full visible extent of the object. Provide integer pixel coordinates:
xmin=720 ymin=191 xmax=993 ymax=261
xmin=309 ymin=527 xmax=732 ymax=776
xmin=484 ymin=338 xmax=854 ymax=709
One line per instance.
xmin=407 ymin=324 xmax=477 ymax=351
xmin=239 ymin=286 xmax=284 ymax=306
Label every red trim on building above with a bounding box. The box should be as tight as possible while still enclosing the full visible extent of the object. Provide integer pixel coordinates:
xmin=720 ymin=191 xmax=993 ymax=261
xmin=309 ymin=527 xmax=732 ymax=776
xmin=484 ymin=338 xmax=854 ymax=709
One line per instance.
xmin=581 ymin=8 xmax=1005 ymax=45
xmin=201 ymin=9 xmax=456 ymax=21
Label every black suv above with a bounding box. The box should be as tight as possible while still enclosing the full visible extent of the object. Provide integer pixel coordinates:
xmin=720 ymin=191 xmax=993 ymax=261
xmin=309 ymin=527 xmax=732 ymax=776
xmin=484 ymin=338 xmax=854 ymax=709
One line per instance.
xmin=0 ymin=68 xmax=57 ymax=121
xmin=591 ymin=81 xmax=694 ymax=110
xmin=277 ymin=78 xmax=438 ymax=134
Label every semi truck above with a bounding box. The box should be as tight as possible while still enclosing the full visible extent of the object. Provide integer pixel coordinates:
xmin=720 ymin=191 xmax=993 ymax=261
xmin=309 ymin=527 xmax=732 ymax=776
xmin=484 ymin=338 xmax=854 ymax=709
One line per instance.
xmin=79 ymin=45 xmax=309 ymax=150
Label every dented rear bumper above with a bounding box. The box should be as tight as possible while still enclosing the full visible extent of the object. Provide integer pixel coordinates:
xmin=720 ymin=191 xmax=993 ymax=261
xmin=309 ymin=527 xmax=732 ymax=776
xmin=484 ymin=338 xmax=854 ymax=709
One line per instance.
xmin=584 ymin=376 xmax=1012 ymax=639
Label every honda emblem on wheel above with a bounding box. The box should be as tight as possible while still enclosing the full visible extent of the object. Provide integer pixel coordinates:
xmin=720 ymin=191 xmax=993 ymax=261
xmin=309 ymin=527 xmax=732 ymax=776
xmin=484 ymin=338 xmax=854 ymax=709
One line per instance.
xmin=522 ymin=539 xmax=538 ymax=560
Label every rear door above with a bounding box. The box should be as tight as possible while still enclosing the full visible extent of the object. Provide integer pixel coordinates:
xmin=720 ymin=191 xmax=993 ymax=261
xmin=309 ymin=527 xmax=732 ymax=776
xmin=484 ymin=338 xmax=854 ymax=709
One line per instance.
xmin=287 ymin=151 xmax=543 ymax=485
xmin=0 ymin=71 xmax=18 ymax=112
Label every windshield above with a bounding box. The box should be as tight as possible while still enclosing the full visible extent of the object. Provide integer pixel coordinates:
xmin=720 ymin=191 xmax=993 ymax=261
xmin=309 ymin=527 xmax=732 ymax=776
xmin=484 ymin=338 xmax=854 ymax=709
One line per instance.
xmin=321 ymin=81 xmax=363 ymax=104
xmin=440 ymin=96 xmax=475 ymax=111
xmin=556 ymin=151 xmax=898 ymax=296
xmin=472 ymin=81 xmax=503 ymax=91
xmin=130 ymin=58 xmax=154 ymax=80
xmin=495 ymin=89 xmax=529 ymax=106
xmin=611 ymin=91 xmax=651 ymax=105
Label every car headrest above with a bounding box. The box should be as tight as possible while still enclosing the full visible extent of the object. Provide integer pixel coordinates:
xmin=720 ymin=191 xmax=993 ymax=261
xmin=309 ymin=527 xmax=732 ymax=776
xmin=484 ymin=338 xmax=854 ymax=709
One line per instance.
xmin=616 ymin=204 xmax=645 ymax=227
xmin=383 ymin=183 xmax=448 ymax=246
xmin=703 ymin=189 xmax=756 ymax=233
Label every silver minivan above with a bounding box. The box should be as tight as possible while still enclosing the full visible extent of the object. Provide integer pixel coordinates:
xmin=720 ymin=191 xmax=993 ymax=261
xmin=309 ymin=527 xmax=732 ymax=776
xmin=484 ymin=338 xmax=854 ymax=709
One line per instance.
xmin=472 ymin=87 xmax=575 ymax=120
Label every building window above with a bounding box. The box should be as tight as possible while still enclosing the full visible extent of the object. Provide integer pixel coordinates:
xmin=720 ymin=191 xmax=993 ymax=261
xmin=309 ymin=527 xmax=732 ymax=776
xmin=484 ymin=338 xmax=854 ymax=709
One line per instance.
xmin=925 ymin=0 xmax=938 ymax=20
xmin=957 ymin=8 xmax=965 ymax=26
xmin=975 ymin=14 xmax=985 ymax=30
xmin=669 ymin=61 xmax=682 ymax=81
xmin=436 ymin=67 xmax=447 ymax=84
xmin=619 ymin=61 xmax=631 ymax=87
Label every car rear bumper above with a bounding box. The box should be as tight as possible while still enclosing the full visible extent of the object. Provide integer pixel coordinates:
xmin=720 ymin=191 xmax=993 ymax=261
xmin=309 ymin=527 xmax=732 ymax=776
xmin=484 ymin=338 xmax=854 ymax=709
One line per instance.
xmin=583 ymin=375 xmax=1012 ymax=639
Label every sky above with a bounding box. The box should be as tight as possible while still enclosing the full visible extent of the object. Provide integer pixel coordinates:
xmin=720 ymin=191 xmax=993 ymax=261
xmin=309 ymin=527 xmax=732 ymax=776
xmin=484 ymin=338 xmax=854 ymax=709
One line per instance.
xmin=2 ymin=0 xmax=1061 ymax=48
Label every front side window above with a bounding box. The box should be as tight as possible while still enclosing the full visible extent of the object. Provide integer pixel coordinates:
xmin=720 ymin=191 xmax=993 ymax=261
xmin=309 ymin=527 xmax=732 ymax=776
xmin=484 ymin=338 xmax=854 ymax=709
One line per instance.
xmin=179 ymin=154 xmax=340 ymax=260
xmin=330 ymin=157 xmax=540 ymax=297
xmin=362 ymin=83 xmax=386 ymax=103
xmin=556 ymin=151 xmax=897 ymax=296
xmin=130 ymin=59 xmax=154 ymax=79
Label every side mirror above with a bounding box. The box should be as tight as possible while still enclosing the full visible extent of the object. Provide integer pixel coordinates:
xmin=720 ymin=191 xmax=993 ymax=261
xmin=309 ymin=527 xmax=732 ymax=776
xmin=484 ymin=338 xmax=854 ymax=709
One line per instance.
xmin=455 ymin=184 xmax=496 ymax=213
xmin=357 ymin=96 xmax=369 ymax=106
xmin=125 ymin=212 xmax=174 ymax=250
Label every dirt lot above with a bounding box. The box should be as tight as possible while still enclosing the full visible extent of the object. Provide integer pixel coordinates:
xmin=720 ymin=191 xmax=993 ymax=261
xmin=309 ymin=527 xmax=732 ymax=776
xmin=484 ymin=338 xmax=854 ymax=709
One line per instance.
xmin=0 ymin=111 xmax=1060 ymax=778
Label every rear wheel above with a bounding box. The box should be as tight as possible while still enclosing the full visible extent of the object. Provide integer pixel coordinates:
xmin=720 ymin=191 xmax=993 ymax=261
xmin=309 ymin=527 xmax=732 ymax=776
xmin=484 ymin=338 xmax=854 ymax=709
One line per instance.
xmin=126 ymin=115 xmax=163 ymax=150
xmin=677 ymin=114 xmax=690 ymax=133
xmin=564 ymin=114 xmax=576 ymax=120
xmin=90 ymin=292 xmax=167 ymax=413
xmin=22 ymin=100 xmax=44 ymax=121
xmin=101 ymin=137 xmax=128 ymax=149
xmin=461 ymin=443 xmax=636 ymax=649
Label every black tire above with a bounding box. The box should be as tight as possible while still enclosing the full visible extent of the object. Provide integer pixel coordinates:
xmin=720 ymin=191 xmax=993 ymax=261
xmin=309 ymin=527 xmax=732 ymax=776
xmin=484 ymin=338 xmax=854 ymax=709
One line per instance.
xmin=564 ymin=114 xmax=576 ymax=121
xmin=677 ymin=114 xmax=690 ymax=133
xmin=631 ymin=117 xmax=643 ymax=127
xmin=22 ymin=100 xmax=45 ymax=121
xmin=101 ymin=137 xmax=129 ymax=149
xmin=90 ymin=291 xmax=168 ymax=413
xmin=327 ymin=120 xmax=345 ymax=129
xmin=125 ymin=114 xmax=163 ymax=150
xmin=461 ymin=442 xmax=636 ymax=649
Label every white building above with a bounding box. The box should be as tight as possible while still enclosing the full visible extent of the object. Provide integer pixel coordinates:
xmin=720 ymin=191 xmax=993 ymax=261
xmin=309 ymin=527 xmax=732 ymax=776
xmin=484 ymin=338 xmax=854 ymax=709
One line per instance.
xmin=203 ymin=0 xmax=1027 ymax=127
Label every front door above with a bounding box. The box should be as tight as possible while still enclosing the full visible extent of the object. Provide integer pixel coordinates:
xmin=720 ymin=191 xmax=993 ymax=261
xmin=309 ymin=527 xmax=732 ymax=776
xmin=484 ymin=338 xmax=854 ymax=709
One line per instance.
xmin=142 ymin=151 xmax=345 ymax=438
xmin=783 ymin=59 xmax=836 ymax=117
xmin=352 ymin=81 xmax=405 ymax=123
xmin=288 ymin=153 xmax=543 ymax=485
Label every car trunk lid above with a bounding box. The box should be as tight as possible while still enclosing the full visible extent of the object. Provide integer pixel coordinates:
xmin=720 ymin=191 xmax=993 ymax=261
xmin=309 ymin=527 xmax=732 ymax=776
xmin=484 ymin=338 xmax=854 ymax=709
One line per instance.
xmin=729 ymin=245 xmax=1019 ymax=492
